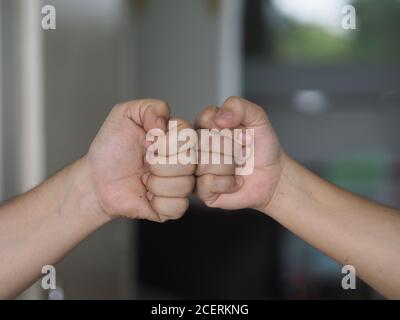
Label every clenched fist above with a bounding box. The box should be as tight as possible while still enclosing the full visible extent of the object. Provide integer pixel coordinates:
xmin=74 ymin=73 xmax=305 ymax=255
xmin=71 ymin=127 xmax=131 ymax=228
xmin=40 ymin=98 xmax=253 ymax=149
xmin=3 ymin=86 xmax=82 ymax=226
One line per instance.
xmin=194 ymin=96 xmax=286 ymax=211
xmin=87 ymin=99 xmax=195 ymax=223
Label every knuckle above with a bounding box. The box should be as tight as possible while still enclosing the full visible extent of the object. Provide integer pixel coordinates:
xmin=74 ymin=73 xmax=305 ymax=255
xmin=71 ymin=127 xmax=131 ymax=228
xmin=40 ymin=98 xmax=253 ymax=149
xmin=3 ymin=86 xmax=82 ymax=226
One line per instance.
xmin=203 ymin=174 xmax=215 ymax=189
xmin=111 ymin=102 xmax=126 ymax=114
xmin=202 ymin=105 xmax=219 ymax=117
xmin=196 ymin=163 xmax=234 ymax=176
xmin=145 ymin=98 xmax=170 ymax=113
xmin=157 ymin=216 xmax=169 ymax=223
xmin=179 ymin=198 xmax=190 ymax=214
xmin=146 ymin=175 xmax=157 ymax=193
xmin=224 ymin=96 xmax=242 ymax=105
xmin=187 ymin=163 xmax=197 ymax=175
xmin=157 ymin=100 xmax=170 ymax=113
xmin=113 ymin=102 xmax=123 ymax=110
xmin=154 ymin=197 xmax=189 ymax=221
xmin=197 ymin=106 xmax=218 ymax=126
xmin=170 ymin=117 xmax=191 ymax=129
xmin=169 ymin=198 xmax=189 ymax=219
xmin=195 ymin=175 xmax=210 ymax=197
xmin=182 ymin=176 xmax=196 ymax=194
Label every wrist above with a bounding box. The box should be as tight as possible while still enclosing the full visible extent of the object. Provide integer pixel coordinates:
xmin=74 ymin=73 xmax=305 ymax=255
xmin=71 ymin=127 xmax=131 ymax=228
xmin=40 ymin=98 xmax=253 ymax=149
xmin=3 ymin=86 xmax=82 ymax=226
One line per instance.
xmin=260 ymin=152 xmax=297 ymax=218
xmin=62 ymin=156 xmax=113 ymax=230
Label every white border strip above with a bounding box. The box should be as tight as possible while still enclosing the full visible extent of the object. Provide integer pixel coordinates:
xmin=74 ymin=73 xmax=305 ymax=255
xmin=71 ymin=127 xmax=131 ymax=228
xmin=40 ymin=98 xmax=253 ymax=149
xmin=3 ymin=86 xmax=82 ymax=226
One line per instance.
xmin=20 ymin=0 xmax=45 ymax=192
xmin=0 ymin=1 xmax=4 ymax=201
xmin=17 ymin=0 xmax=45 ymax=300
xmin=217 ymin=0 xmax=244 ymax=105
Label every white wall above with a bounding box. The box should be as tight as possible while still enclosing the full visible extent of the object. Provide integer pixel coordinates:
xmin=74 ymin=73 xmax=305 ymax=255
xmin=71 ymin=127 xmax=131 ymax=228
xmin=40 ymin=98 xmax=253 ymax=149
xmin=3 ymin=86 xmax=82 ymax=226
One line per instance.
xmin=135 ymin=0 xmax=243 ymax=123
xmin=43 ymin=0 xmax=137 ymax=299
xmin=1 ymin=0 xmax=45 ymax=199
xmin=0 ymin=0 xmax=46 ymax=299
xmin=217 ymin=0 xmax=243 ymax=104
xmin=0 ymin=0 xmax=3 ymax=201
xmin=1 ymin=0 xmax=137 ymax=299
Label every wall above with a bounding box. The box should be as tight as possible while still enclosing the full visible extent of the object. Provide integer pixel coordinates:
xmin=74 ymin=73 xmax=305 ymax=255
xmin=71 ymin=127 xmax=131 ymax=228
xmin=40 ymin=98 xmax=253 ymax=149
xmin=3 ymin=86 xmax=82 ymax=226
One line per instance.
xmin=0 ymin=0 xmax=243 ymax=299
xmin=135 ymin=0 xmax=243 ymax=122
xmin=42 ymin=0 xmax=137 ymax=299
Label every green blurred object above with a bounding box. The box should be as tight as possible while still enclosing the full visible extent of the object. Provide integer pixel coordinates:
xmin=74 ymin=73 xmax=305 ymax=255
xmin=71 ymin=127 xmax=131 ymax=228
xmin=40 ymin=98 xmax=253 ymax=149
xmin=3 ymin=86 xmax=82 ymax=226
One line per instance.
xmin=325 ymin=152 xmax=389 ymax=197
xmin=275 ymin=23 xmax=352 ymax=63
xmin=271 ymin=0 xmax=400 ymax=63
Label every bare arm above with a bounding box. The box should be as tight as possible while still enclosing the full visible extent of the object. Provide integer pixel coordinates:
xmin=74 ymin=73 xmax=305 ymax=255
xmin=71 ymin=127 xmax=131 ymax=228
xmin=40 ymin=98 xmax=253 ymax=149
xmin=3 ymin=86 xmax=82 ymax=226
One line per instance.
xmin=265 ymin=154 xmax=400 ymax=299
xmin=0 ymin=158 xmax=108 ymax=298
xmin=195 ymin=96 xmax=400 ymax=299
xmin=0 ymin=99 xmax=195 ymax=299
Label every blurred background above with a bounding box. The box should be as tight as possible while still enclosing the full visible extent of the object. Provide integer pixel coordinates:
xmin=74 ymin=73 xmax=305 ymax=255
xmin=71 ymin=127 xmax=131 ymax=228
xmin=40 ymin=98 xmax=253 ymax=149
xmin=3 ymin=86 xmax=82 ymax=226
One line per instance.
xmin=1 ymin=0 xmax=399 ymax=299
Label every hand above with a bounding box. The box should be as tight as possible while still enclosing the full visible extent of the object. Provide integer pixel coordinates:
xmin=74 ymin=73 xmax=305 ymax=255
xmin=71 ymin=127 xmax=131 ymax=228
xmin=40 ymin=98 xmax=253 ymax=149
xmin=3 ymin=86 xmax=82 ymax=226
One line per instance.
xmin=194 ymin=96 xmax=286 ymax=212
xmin=86 ymin=99 xmax=195 ymax=222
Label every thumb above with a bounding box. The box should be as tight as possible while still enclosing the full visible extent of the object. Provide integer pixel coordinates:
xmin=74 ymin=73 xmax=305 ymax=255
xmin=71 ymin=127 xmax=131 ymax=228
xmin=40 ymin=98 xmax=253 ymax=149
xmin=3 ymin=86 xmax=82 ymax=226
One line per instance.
xmin=215 ymin=96 xmax=269 ymax=129
xmin=123 ymin=99 xmax=170 ymax=132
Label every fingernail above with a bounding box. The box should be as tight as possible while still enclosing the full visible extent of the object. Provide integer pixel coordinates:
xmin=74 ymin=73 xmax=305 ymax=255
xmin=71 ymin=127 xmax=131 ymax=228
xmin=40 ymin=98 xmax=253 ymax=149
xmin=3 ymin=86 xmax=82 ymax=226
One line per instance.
xmin=146 ymin=191 xmax=154 ymax=201
xmin=216 ymin=110 xmax=233 ymax=120
xmin=235 ymin=176 xmax=244 ymax=187
xmin=157 ymin=117 xmax=167 ymax=132
xmin=141 ymin=172 xmax=150 ymax=185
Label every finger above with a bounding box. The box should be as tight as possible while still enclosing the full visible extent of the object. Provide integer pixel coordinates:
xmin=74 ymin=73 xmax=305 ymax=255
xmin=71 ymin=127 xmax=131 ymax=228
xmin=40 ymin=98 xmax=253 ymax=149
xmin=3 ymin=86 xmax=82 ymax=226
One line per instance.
xmin=148 ymin=157 xmax=196 ymax=177
xmin=215 ymin=96 xmax=269 ymax=129
xmin=195 ymin=152 xmax=235 ymax=176
xmin=197 ymin=128 xmax=247 ymax=155
xmin=145 ymin=175 xmax=195 ymax=197
xmin=194 ymin=105 xmax=219 ymax=130
xmin=194 ymin=106 xmax=248 ymax=152
xmin=151 ymin=196 xmax=189 ymax=222
xmin=195 ymin=174 xmax=243 ymax=204
xmin=148 ymin=118 xmax=197 ymax=157
xmin=121 ymin=99 xmax=170 ymax=132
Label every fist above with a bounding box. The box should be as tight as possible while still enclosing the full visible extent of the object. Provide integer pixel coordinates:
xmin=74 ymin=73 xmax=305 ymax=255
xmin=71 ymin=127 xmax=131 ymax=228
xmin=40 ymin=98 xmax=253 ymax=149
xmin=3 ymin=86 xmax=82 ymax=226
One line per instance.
xmin=194 ymin=96 xmax=285 ymax=211
xmin=87 ymin=99 xmax=195 ymax=223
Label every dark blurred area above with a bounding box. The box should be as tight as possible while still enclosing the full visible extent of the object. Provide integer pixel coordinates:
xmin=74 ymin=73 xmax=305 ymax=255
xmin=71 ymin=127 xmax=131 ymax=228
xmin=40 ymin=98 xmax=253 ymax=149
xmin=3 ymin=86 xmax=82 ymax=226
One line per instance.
xmin=1 ymin=0 xmax=399 ymax=299
xmin=138 ymin=206 xmax=283 ymax=299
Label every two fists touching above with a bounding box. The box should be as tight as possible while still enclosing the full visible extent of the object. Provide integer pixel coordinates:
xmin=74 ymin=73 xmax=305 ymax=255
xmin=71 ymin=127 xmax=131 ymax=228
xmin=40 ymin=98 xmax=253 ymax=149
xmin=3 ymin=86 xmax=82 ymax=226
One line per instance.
xmin=2 ymin=95 xmax=398 ymax=299
xmin=87 ymin=96 xmax=285 ymax=223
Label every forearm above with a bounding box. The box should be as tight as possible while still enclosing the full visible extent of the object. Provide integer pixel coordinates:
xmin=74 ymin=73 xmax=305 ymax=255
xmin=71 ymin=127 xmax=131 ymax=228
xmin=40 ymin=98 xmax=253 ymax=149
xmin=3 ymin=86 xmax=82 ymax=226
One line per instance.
xmin=264 ymin=154 xmax=400 ymax=298
xmin=0 ymin=157 xmax=111 ymax=299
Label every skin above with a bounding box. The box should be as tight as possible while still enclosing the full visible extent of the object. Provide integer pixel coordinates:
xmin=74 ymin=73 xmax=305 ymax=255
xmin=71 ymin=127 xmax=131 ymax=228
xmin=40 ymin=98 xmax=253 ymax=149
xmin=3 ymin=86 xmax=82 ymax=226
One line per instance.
xmin=0 ymin=99 xmax=195 ymax=298
xmin=195 ymin=96 xmax=400 ymax=299
xmin=1 ymin=96 xmax=399 ymax=299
